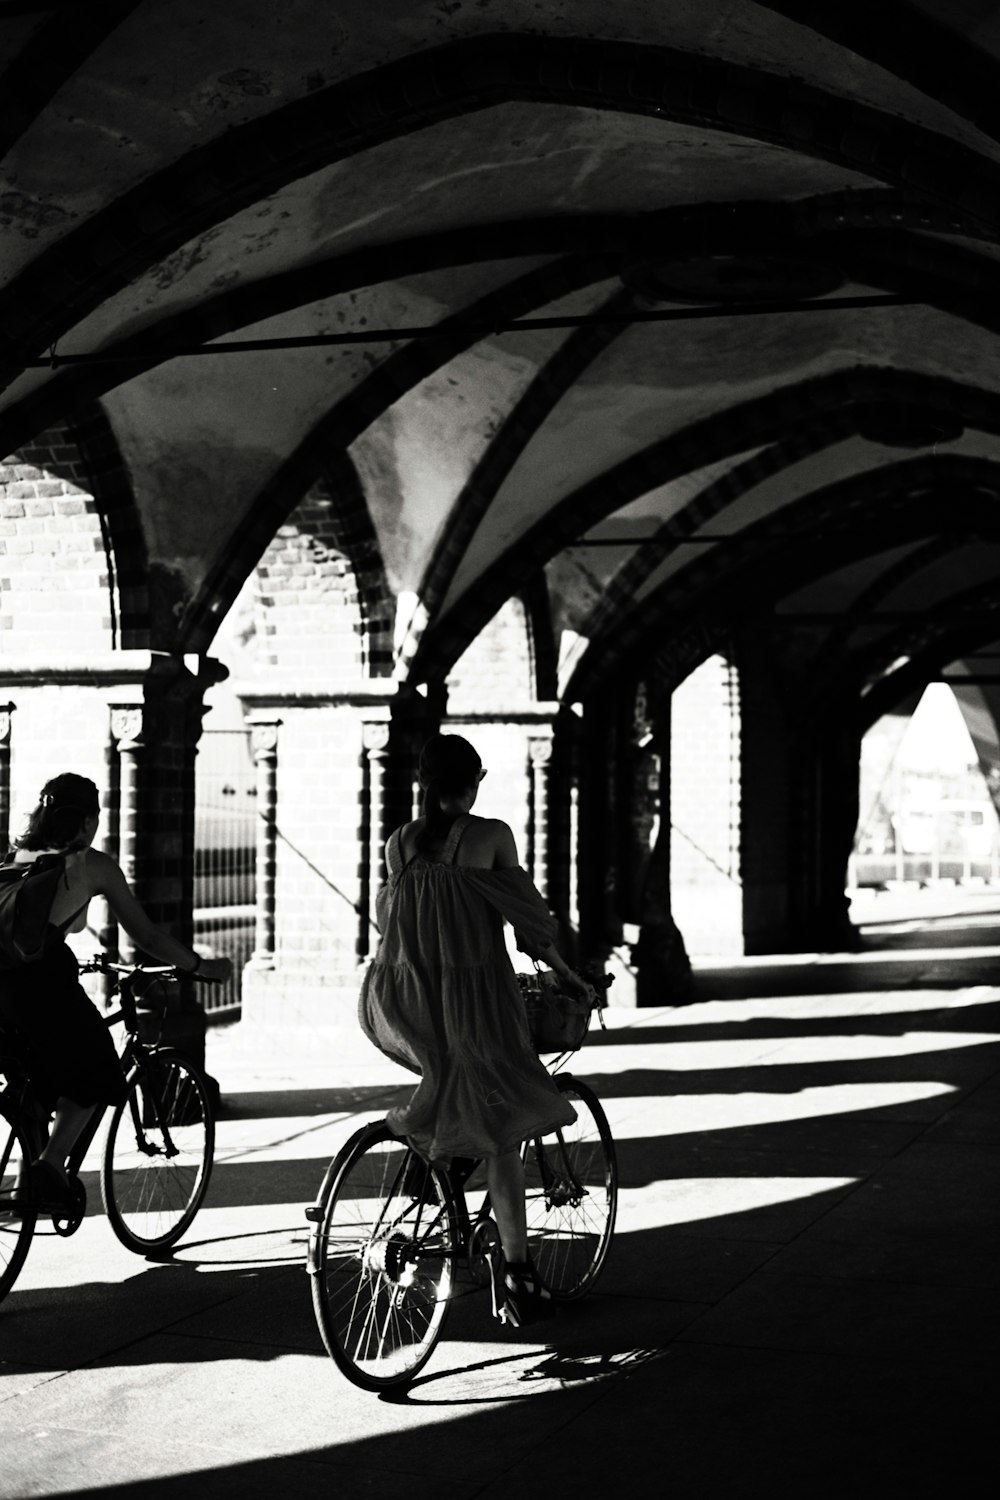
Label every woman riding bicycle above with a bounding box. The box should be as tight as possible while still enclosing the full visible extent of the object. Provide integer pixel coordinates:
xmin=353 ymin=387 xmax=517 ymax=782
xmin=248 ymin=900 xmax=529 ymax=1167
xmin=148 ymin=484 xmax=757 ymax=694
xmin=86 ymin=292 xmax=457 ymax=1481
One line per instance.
xmin=0 ymin=773 xmax=231 ymax=1210
xmin=359 ymin=733 xmax=596 ymax=1328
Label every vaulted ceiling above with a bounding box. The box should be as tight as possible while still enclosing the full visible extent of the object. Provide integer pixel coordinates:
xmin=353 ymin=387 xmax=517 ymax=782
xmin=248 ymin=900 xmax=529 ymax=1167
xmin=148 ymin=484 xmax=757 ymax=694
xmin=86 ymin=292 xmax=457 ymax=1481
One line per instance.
xmin=4 ymin=0 xmax=1000 ymax=737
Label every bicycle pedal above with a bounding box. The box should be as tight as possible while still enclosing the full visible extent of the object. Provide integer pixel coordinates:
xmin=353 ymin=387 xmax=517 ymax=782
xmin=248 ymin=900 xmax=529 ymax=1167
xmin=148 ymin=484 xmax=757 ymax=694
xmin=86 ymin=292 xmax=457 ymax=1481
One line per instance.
xmin=51 ymin=1177 xmax=87 ymax=1237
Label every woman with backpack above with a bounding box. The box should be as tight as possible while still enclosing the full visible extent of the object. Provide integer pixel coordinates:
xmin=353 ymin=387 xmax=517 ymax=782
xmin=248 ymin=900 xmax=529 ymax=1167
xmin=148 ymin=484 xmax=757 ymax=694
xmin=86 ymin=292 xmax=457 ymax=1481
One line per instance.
xmin=0 ymin=772 xmax=231 ymax=1210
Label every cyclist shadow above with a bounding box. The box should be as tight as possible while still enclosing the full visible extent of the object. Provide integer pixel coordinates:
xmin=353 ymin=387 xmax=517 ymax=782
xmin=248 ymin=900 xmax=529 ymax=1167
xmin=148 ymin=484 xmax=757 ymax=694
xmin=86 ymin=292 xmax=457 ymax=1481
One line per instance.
xmin=0 ymin=1230 xmax=321 ymax=1373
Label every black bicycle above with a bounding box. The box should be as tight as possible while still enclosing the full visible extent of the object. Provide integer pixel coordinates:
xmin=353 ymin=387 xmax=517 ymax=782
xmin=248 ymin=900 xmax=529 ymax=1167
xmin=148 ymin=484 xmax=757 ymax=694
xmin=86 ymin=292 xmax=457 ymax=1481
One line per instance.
xmin=306 ymin=972 xmax=617 ymax=1391
xmin=0 ymin=955 xmax=216 ymax=1304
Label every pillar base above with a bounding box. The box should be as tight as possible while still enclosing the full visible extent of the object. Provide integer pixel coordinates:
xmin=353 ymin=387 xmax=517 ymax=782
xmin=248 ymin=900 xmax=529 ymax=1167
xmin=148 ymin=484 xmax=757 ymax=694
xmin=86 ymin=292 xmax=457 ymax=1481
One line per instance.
xmin=632 ymin=919 xmax=694 ymax=1006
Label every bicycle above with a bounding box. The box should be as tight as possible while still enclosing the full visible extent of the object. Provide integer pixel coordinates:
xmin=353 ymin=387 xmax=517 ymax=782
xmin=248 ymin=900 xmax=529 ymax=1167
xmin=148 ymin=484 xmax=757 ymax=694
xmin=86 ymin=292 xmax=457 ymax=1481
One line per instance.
xmin=306 ymin=970 xmax=617 ymax=1391
xmin=0 ymin=955 xmax=216 ymax=1305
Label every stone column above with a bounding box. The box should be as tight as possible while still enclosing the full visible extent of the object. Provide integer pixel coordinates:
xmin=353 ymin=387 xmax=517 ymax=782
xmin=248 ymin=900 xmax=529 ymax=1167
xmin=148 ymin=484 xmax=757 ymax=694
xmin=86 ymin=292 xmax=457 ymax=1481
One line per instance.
xmin=361 ymin=721 xmax=390 ymax=961
xmin=0 ymin=704 xmax=13 ymax=853
xmin=528 ymin=734 xmax=553 ymax=899
xmin=110 ymin=705 xmax=144 ymax=963
xmin=249 ymin=717 xmax=280 ymax=968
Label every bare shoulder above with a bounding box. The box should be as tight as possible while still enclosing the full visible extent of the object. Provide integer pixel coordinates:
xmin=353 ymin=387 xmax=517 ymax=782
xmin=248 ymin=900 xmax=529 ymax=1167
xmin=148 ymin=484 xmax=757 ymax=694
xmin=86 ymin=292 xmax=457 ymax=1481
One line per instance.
xmin=461 ymin=817 xmax=518 ymax=868
xmin=84 ymin=847 xmax=122 ymax=889
xmin=393 ymin=820 xmax=422 ymax=861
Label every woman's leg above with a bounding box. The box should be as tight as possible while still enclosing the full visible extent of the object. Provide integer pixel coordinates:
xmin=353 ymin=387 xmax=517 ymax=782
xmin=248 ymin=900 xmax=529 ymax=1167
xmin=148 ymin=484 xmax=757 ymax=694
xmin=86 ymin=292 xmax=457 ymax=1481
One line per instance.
xmin=37 ymin=1099 xmax=96 ymax=1182
xmin=486 ymin=1147 xmax=555 ymax=1325
xmin=486 ymin=1148 xmax=527 ymax=1262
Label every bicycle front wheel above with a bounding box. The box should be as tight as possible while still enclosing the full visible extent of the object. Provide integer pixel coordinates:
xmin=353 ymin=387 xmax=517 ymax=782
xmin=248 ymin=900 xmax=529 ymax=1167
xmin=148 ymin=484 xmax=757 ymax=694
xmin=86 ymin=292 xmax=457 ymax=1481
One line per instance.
xmin=523 ymin=1075 xmax=618 ymax=1300
xmin=0 ymin=1099 xmax=36 ymax=1303
xmin=309 ymin=1122 xmax=456 ymax=1391
xmin=100 ymin=1048 xmax=214 ymax=1252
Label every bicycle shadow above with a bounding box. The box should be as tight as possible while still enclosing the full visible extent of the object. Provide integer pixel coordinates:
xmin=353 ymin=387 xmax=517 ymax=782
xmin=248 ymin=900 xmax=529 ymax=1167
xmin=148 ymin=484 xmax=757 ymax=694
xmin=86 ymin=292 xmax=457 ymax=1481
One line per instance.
xmin=0 ymin=1166 xmax=897 ymax=1381
xmin=4 ymin=1206 xmax=995 ymax=1499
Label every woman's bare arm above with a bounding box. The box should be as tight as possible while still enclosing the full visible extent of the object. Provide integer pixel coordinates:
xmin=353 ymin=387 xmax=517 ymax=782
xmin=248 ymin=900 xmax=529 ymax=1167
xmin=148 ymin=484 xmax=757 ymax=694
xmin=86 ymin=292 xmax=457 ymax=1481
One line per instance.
xmin=490 ymin=824 xmax=594 ymax=997
xmin=87 ymin=850 xmax=231 ymax=979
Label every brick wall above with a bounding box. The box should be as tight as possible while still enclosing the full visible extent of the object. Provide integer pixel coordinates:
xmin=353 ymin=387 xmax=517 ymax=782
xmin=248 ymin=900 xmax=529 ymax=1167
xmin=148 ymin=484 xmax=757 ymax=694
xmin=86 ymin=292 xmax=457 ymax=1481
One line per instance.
xmin=670 ymin=653 xmax=744 ymax=955
xmin=248 ymin=487 xmax=366 ymax=682
xmin=446 ymin=597 xmax=534 ymax=711
xmin=1 ymin=429 xmax=115 ymax=653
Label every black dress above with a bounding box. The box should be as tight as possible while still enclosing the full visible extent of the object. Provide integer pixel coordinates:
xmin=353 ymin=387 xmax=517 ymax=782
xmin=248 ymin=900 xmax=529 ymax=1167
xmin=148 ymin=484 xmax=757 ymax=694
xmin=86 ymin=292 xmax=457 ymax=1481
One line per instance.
xmin=0 ymin=926 xmax=127 ymax=1111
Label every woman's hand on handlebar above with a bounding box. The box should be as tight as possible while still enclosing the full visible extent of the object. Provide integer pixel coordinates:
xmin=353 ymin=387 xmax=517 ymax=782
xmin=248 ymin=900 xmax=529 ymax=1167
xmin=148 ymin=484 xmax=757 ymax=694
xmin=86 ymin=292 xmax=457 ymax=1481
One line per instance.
xmin=194 ymin=955 xmax=233 ymax=983
xmin=558 ymin=969 xmax=598 ymax=1003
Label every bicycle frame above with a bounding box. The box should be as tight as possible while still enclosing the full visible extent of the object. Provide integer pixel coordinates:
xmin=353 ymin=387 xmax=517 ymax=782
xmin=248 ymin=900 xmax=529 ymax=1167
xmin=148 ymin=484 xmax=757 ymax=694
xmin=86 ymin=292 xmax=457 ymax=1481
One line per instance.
xmin=1 ymin=961 xmax=186 ymax=1195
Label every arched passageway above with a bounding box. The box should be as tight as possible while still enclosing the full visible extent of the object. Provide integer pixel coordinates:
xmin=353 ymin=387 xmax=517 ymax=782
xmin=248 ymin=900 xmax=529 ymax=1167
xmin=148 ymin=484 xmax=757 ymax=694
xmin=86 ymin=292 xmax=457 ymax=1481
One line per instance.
xmin=6 ymin=4 xmax=1000 ymax=1021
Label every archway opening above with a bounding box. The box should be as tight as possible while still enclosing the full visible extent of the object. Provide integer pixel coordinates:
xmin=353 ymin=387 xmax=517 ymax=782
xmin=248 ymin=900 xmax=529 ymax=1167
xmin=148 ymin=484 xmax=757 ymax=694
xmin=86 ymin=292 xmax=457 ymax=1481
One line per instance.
xmin=670 ymin=654 xmax=744 ymax=957
xmin=850 ymin=683 xmax=1000 ymax=933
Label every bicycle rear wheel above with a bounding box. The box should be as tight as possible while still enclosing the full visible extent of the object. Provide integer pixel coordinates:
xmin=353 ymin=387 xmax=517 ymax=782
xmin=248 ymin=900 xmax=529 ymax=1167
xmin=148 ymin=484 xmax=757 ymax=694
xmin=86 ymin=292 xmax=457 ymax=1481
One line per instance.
xmin=309 ymin=1122 xmax=456 ymax=1391
xmin=523 ymin=1076 xmax=617 ymax=1300
xmin=100 ymin=1048 xmax=214 ymax=1252
xmin=0 ymin=1099 xmax=36 ymax=1303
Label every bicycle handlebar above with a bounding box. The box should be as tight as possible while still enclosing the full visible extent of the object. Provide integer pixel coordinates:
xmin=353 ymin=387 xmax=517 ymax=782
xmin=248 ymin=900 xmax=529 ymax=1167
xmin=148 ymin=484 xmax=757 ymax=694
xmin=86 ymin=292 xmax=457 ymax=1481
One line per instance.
xmin=80 ymin=954 xmax=220 ymax=1034
xmin=79 ymin=955 xmax=219 ymax=981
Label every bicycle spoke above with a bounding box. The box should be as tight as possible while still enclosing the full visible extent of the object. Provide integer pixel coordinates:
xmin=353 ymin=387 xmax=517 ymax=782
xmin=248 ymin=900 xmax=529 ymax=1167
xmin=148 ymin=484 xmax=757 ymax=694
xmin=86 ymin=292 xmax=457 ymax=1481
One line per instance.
xmin=0 ymin=1106 xmax=36 ymax=1303
xmin=101 ymin=1052 xmax=214 ymax=1252
xmin=310 ymin=1125 xmax=455 ymax=1389
xmin=523 ymin=1078 xmax=617 ymax=1300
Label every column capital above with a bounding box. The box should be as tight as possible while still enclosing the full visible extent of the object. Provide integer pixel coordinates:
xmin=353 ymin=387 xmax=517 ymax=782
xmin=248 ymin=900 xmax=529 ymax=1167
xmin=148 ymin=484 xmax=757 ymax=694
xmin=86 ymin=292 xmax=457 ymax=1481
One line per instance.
xmin=110 ymin=705 xmax=144 ymax=749
xmin=528 ymin=735 xmax=553 ymax=767
xmin=363 ymin=721 xmax=391 ymax=754
xmin=250 ymin=720 xmax=281 ymax=759
xmin=0 ymin=703 xmax=14 ymax=744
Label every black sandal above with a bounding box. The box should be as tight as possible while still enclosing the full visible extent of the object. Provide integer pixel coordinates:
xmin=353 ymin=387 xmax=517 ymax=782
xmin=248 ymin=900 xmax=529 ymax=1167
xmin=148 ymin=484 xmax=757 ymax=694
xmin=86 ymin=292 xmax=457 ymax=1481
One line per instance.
xmin=501 ymin=1258 xmax=556 ymax=1328
xmin=29 ymin=1159 xmax=77 ymax=1213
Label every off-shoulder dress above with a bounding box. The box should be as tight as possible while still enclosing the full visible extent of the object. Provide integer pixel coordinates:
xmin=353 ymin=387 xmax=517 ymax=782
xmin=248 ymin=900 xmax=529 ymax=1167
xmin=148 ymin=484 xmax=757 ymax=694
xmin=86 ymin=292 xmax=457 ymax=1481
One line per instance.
xmin=359 ymin=814 xmax=576 ymax=1163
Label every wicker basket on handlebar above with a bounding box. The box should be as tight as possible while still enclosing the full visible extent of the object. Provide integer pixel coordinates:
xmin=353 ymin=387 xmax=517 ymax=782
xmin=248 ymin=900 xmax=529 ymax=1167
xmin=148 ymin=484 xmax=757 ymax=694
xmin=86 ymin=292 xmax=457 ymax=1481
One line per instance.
xmin=516 ymin=971 xmax=599 ymax=1053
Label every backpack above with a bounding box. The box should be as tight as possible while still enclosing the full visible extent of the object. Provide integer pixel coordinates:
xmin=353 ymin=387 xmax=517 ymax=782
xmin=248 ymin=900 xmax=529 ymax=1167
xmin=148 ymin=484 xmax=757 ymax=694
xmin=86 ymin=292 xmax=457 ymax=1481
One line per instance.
xmin=0 ymin=853 xmax=67 ymax=969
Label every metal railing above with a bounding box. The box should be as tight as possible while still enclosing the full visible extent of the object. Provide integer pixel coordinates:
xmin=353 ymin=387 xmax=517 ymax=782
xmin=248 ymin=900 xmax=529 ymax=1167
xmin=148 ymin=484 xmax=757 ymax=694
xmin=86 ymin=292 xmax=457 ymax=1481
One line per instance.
xmin=194 ymin=728 xmax=257 ymax=1018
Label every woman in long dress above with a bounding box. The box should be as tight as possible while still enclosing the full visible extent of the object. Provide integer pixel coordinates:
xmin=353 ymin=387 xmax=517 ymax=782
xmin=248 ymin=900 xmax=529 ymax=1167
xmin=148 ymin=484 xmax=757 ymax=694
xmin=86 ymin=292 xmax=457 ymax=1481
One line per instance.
xmin=0 ymin=772 xmax=231 ymax=1209
xmin=360 ymin=733 xmax=596 ymax=1326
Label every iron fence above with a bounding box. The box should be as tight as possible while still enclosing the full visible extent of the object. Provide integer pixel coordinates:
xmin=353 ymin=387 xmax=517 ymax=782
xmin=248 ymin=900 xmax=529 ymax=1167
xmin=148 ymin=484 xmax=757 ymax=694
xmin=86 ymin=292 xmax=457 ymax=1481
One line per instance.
xmin=194 ymin=728 xmax=257 ymax=1017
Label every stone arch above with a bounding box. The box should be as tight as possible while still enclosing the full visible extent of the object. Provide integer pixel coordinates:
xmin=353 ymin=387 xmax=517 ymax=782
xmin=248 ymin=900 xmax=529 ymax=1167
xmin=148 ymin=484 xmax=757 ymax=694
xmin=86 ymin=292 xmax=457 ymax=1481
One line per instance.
xmin=756 ymin=2 xmax=1000 ymax=143
xmin=0 ymin=217 xmax=622 ymax=462
xmin=176 ymin=253 xmax=611 ymax=654
xmin=575 ymin=452 xmax=1000 ymax=702
xmin=0 ymin=4 xmax=139 ymax=161
xmin=420 ymin=368 xmax=1000 ymax=690
xmin=13 ymin=206 xmax=1000 ymax=668
xmin=394 ymin=285 xmax=634 ymax=676
xmin=807 ymin=537 xmax=955 ymax=701
xmin=8 ymin=30 xmax=1000 ymax=394
xmin=520 ymin=576 xmax=559 ymax=703
xmin=855 ymin=572 xmax=1000 ymax=731
xmin=0 ymin=418 xmax=127 ymax=654
xmin=5 ymin=187 xmax=995 ymax=467
xmin=64 ymin=404 xmax=150 ymax=649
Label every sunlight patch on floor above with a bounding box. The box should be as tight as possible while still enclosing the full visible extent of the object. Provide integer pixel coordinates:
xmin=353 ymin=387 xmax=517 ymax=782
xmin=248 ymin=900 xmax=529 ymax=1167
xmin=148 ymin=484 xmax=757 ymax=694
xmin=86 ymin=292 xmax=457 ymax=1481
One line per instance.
xmin=606 ymin=988 xmax=1000 ymax=1030
xmin=600 ymin=1078 xmax=956 ymax=1138
xmin=615 ymin=1175 xmax=856 ymax=1229
xmin=626 ymin=1028 xmax=1000 ymax=1070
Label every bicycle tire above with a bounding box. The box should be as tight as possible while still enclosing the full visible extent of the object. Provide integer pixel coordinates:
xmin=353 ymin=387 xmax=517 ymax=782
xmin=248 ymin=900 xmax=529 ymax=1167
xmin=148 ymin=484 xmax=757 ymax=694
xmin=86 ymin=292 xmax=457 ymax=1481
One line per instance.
xmin=522 ymin=1075 xmax=617 ymax=1300
xmin=0 ymin=1099 xmax=37 ymax=1303
xmin=309 ymin=1121 xmax=456 ymax=1391
xmin=100 ymin=1048 xmax=214 ymax=1252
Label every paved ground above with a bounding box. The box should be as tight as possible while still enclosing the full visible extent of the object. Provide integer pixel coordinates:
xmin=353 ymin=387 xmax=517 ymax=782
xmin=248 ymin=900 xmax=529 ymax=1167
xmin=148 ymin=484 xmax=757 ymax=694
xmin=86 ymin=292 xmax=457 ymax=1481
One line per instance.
xmin=2 ymin=892 xmax=1000 ymax=1497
